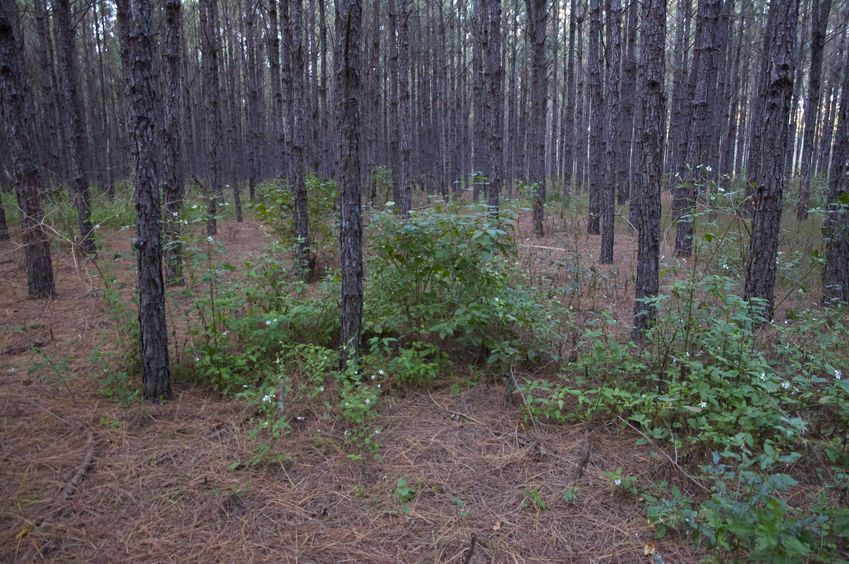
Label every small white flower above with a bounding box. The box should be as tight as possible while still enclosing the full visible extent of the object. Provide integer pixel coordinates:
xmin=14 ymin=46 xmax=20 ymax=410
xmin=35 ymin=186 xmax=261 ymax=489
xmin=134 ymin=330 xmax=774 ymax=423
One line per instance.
xmin=364 ymin=398 xmax=371 ymax=405
xmin=835 ymin=370 xmax=842 ymax=380
xmin=370 ymin=374 xmax=376 ymax=381
xmin=614 ymin=479 xmax=622 ymax=486
xmin=378 ymin=369 xmax=385 ymax=376
xmin=781 ymin=381 xmax=791 ymax=390
xmin=222 ymin=330 xmax=229 ymax=336
xmin=318 ymin=386 xmax=325 ymax=392
xmin=262 ymin=394 xmax=273 ymax=403
xmin=207 ymin=236 xmax=214 ymax=243
xmin=95 ymin=224 xmax=101 ymax=230
xmin=759 ymin=372 xmax=767 ymax=381
xmin=699 ymin=401 xmax=707 ymax=408
xmin=192 ymin=204 xmax=198 ymax=209
xmin=377 ymin=383 xmax=381 ymax=389
xmin=195 ymin=356 xmax=200 ymax=362
xmin=265 ymin=320 xmax=272 ymax=326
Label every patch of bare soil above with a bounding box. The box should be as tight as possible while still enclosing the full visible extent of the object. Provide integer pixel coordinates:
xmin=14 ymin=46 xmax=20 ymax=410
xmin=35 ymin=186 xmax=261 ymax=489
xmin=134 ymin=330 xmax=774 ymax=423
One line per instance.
xmin=1 ymin=218 xmax=699 ymax=562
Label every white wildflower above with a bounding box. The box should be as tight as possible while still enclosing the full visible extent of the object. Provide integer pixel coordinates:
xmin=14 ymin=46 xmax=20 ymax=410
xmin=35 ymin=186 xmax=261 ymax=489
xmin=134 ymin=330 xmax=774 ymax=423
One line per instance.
xmin=781 ymin=381 xmax=791 ymax=390
xmin=378 ymin=369 xmax=385 ymax=376
xmin=222 ymin=330 xmax=229 ymax=336
xmin=699 ymin=401 xmax=707 ymax=408
xmin=207 ymin=235 xmax=214 ymax=244
xmin=835 ymin=370 xmax=842 ymax=380
xmin=265 ymin=320 xmax=272 ymax=326
xmin=262 ymin=394 xmax=273 ymax=403
xmin=614 ymin=479 xmax=622 ymax=486
xmin=364 ymin=398 xmax=371 ymax=405
xmin=759 ymin=372 xmax=767 ymax=381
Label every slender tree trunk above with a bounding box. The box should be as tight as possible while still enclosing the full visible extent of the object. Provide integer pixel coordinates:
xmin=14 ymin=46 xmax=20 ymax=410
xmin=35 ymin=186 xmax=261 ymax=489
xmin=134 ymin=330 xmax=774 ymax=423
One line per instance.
xmin=744 ymin=0 xmax=799 ymax=318
xmin=336 ymin=0 xmax=363 ymax=367
xmin=526 ymin=0 xmax=547 ymax=236
xmin=587 ymin=0 xmax=603 ymax=235
xmin=200 ymin=0 xmax=224 ymax=236
xmin=398 ymin=0 xmax=413 ymax=217
xmin=122 ymin=0 xmax=172 ymax=401
xmin=484 ymin=0 xmax=503 ymax=216
xmin=600 ymin=0 xmax=621 ymax=264
xmin=633 ymin=0 xmax=665 ymax=339
xmin=0 ymin=1 xmax=55 ymax=298
xmin=797 ymin=0 xmax=833 ymax=220
xmin=561 ymin=0 xmax=577 ymax=192
xmin=822 ymin=42 xmax=849 ymax=305
xmin=163 ymin=0 xmax=186 ymax=285
xmin=54 ymin=0 xmax=96 ymax=256
xmin=289 ymin=0 xmax=315 ymax=278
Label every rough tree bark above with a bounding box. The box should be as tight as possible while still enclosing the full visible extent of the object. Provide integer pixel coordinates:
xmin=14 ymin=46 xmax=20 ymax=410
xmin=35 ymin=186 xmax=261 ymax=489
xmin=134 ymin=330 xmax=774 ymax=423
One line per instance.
xmin=163 ymin=0 xmax=186 ymax=285
xmin=484 ymin=0 xmax=503 ymax=216
xmin=587 ymin=0 xmax=603 ymax=235
xmin=526 ymin=0 xmax=547 ymax=236
xmin=336 ymin=0 xmax=364 ymax=367
xmin=796 ymin=0 xmax=832 ymax=220
xmin=54 ymin=0 xmax=96 ymax=256
xmin=601 ymin=0 xmax=621 ymax=264
xmin=123 ymin=0 xmax=172 ymax=401
xmin=289 ymin=0 xmax=315 ymax=278
xmin=200 ymin=0 xmax=224 ymax=236
xmin=633 ymin=0 xmax=665 ymax=339
xmin=744 ymin=0 xmax=799 ymax=318
xmin=822 ymin=41 xmax=849 ymax=305
xmin=0 ymin=1 xmax=55 ymax=298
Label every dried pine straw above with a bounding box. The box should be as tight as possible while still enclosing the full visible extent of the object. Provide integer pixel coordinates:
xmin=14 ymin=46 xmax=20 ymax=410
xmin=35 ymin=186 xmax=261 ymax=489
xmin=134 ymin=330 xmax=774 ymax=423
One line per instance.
xmin=1 ymin=220 xmax=701 ymax=562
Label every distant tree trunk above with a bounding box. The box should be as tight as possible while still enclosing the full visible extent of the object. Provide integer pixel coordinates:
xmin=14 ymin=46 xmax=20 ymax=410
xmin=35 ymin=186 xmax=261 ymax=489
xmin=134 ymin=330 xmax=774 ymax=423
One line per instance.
xmin=526 ymin=0 xmax=547 ymax=236
xmin=200 ymin=0 xmax=224 ymax=236
xmin=289 ymin=0 xmax=315 ymax=278
xmin=667 ymin=0 xmax=692 ymax=175
xmin=54 ymin=0 xmax=96 ymax=256
xmin=398 ymin=0 xmax=413 ymax=217
xmin=587 ymin=0 xmax=603 ymax=235
xmin=388 ymin=0 xmax=401 ymax=205
xmin=267 ymin=0 xmax=286 ymax=181
xmin=34 ymin=0 xmax=62 ymax=185
xmin=560 ymin=0 xmax=577 ymax=192
xmin=574 ymin=4 xmax=587 ymax=188
xmin=123 ymin=0 xmax=172 ymax=401
xmin=244 ymin=0 xmax=261 ymax=201
xmin=336 ymin=0 xmax=363 ymax=367
xmin=744 ymin=0 xmax=799 ymax=318
xmin=484 ymin=0 xmax=503 ymax=216
xmin=0 ymin=2 xmax=55 ymax=298
xmin=633 ymin=0 xmax=665 ymax=339
xmin=797 ymin=0 xmax=832 ymax=220
xmin=600 ymin=0 xmax=621 ymax=264
xmin=163 ymin=0 xmax=186 ymax=285
xmin=822 ymin=42 xmax=849 ymax=305
xmin=618 ymin=0 xmax=638 ymax=206
xmin=673 ymin=0 xmax=720 ymax=258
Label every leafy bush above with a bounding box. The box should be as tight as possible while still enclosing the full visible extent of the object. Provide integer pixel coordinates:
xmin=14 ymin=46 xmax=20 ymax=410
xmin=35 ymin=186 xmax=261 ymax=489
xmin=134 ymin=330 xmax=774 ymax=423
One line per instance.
xmin=255 ymin=174 xmax=339 ymax=256
xmin=365 ymin=206 xmax=561 ymax=366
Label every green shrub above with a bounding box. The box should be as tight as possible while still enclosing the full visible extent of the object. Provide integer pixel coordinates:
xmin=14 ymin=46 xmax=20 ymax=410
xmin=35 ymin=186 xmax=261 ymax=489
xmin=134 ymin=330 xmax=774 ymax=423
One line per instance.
xmin=365 ymin=206 xmax=561 ymax=366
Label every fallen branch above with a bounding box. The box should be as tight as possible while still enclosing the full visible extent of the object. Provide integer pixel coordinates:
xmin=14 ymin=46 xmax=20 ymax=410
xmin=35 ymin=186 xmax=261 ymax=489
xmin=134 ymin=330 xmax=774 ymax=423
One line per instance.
xmin=61 ymin=430 xmax=96 ymax=500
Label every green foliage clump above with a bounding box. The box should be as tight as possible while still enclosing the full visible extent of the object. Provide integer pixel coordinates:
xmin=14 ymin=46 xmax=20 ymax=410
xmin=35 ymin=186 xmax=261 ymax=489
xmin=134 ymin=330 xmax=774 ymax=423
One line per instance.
xmin=366 ymin=206 xmax=561 ymax=366
xmin=255 ymin=174 xmax=339 ymax=255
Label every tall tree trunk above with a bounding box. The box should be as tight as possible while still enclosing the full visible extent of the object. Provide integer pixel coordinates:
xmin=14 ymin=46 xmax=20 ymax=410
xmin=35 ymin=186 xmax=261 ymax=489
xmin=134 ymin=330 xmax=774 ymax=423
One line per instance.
xmin=122 ymin=0 xmax=172 ymax=401
xmin=744 ymin=0 xmax=799 ymax=318
xmin=244 ymin=0 xmax=261 ymax=201
xmin=797 ymin=0 xmax=833 ymax=220
xmin=526 ymin=0 xmax=547 ymax=236
xmin=561 ymin=0 xmax=577 ymax=192
xmin=54 ymin=0 xmax=96 ymax=256
xmin=0 ymin=1 xmax=55 ymax=298
xmin=673 ymin=0 xmax=720 ymax=258
xmin=336 ymin=0 xmax=364 ymax=367
xmin=587 ymin=0 xmax=603 ymax=235
xmin=822 ymin=38 xmax=849 ymax=304
xmin=200 ymin=0 xmax=224 ymax=236
xmin=600 ymin=0 xmax=621 ymax=264
xmin=398 ymin=0 xmax=413 ymax=217
xmin=484 ymin=0 xmax=503 ymax=216
xmin=163 ymin=0 xmax=186 ymax=285
xmin=633 ymin=0 xmax=665 ymax=339
xmin=289 ymin=0 xmax=315 ymax=278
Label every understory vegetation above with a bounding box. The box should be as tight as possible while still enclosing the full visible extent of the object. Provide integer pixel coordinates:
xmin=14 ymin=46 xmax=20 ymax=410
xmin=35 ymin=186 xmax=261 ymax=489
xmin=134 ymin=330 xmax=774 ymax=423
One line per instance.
xmin=41 ymin=177 xmax=846 ymax=562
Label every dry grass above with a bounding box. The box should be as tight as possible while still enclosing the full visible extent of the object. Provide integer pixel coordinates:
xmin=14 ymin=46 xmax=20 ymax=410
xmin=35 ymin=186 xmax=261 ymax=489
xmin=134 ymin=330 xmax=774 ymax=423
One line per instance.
xmin=0 ymin=216 xmax=703 ymax=563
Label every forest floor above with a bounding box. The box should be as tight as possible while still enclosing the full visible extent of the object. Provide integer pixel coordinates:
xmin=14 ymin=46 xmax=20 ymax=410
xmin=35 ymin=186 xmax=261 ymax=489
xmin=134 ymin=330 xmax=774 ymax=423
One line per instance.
xmin=0 ymin=211 xmax=703 ymax=563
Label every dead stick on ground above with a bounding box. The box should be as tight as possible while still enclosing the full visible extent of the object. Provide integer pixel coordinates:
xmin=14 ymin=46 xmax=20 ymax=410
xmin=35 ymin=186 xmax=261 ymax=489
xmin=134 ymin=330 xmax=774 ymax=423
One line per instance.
xmin=61 ymin=430 xmax=96 ymax=500
xmin=618 ymin=417 xmax=708 ymax=493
